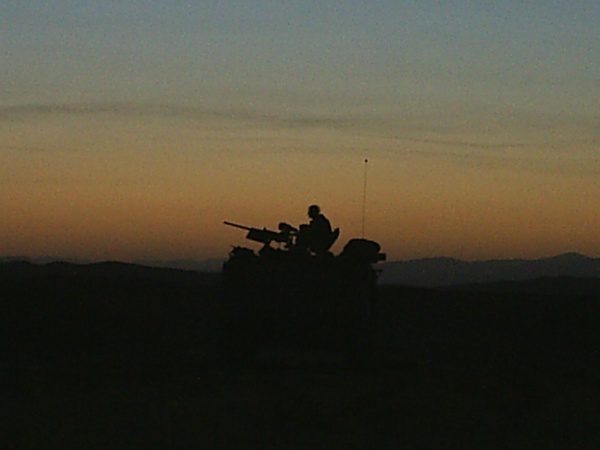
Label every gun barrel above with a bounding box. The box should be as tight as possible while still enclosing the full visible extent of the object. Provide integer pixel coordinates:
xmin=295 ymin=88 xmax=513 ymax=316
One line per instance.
xmin=224 ymin=221 xmax=293 ymax=247
xmin=223 ymin=221 xmax=251 ymax=231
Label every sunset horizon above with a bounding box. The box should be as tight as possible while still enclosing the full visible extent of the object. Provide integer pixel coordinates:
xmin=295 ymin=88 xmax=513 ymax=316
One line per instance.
xmin=3 ymin=2 xmax=599 ymax=262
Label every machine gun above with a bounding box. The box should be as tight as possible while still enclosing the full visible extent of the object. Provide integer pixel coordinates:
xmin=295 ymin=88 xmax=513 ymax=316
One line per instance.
xmin=224 ymin=221 xmax=296 ymax=248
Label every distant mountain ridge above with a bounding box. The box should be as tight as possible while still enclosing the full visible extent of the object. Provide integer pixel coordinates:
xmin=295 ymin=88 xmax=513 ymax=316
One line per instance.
xmin=0 ymin=256 xmax=223 ymax=273
xmin=2 ymin=253 xmax=599 ymax=288
xmin=135 ymin=258 xmax=224 ymax=272
xmin=378 ymin=252 xmax=600 ymax=287
xmin=0 ymin=259 xmax=221 ymax=285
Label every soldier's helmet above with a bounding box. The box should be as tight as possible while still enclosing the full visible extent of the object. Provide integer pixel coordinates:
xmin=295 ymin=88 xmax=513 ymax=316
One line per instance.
xmin=308 ymin=204 xmax=320 ymax=217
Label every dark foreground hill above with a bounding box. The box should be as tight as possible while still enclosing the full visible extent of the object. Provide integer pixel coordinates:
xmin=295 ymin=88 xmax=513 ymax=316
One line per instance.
xmin=2 ymin=262 xmax=600 ymax=448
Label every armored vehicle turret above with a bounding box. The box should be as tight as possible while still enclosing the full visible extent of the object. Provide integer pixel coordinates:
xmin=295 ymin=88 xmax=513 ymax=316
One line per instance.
xmin=220 ymin=216 xmax=386 ymax=365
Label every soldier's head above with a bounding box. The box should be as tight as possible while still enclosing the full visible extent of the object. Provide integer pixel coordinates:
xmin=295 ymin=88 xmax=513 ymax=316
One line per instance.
xmin=308 ymin=204 xmax=320 ymax=219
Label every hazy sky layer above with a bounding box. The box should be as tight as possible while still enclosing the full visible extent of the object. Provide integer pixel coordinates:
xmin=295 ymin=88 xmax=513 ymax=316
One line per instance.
xmin=2 ymin=1 xmax=599 ymax=261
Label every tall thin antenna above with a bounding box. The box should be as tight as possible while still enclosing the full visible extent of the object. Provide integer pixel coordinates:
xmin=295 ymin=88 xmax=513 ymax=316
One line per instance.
xmin=362 ymin=158 xmax=368 ymax=238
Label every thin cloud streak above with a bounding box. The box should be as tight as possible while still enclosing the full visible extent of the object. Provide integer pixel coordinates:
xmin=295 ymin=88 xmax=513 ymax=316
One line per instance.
xmin=379 ymin=145 xmax=600 ymax=177
xmin=2 ymin=101 xmax=598 ymax=158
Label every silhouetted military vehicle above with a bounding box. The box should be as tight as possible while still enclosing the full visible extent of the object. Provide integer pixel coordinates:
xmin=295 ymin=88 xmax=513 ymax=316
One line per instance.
xmin=220 ymin=220 xmax=386 ymax=365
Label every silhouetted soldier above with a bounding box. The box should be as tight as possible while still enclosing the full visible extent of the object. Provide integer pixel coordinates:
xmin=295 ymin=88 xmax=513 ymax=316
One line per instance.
xmin=295 ymin=205 xmax=339 ymax=255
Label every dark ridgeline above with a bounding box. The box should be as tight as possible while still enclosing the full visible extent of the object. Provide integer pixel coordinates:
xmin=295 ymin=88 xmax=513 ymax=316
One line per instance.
xmin=378 ymin=252 xmax=600 ymax=288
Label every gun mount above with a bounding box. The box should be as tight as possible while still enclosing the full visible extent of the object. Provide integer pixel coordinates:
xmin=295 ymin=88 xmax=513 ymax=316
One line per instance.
xmin=224 ymin=221 xmax=296 ymax=249
xmin=220 ymin=218 xmax=387 ymax=365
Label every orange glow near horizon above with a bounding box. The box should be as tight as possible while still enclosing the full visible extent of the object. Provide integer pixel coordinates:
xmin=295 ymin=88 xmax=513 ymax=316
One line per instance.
xmin=2 ymin=108 xmax=599 ymax=262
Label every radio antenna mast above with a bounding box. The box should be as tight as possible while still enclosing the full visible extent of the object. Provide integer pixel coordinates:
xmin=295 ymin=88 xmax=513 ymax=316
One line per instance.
xmin=362 ymin=158 xmax=368 ymax=238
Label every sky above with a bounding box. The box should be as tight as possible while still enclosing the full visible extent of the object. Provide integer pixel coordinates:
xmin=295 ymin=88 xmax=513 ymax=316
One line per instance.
xmin=2 ymin=0 xmax=599 ymax=262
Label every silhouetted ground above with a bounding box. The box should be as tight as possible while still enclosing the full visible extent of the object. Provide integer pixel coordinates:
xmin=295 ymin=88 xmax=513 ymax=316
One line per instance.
xmin=2 ymin=263 xmax=600 ymax=448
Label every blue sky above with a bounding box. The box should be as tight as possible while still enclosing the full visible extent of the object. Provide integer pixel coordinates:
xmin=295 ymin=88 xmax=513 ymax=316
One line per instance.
xmin=4 ymin=1 xmax=598 ymax=107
